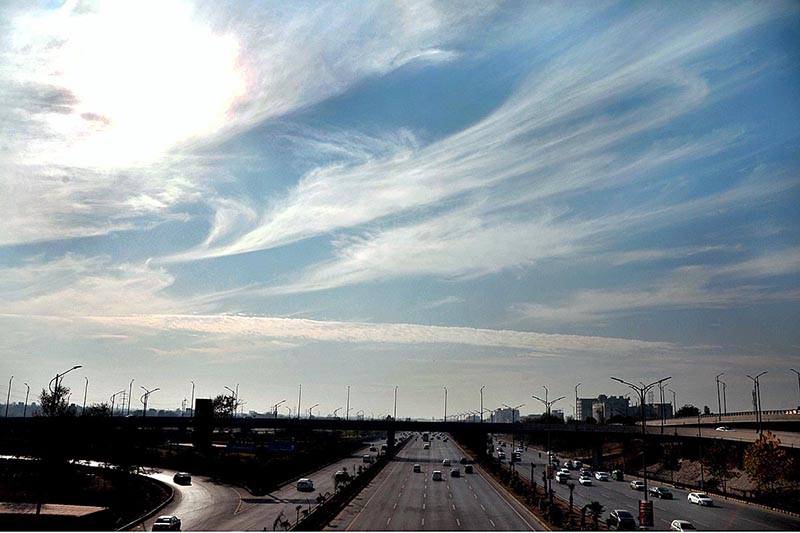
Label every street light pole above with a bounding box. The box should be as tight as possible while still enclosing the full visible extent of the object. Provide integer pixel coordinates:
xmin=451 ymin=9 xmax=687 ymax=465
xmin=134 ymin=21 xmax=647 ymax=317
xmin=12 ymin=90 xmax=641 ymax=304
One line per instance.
xmin=297 ymin=384 xmax=302 ymax=420
xmin=110 ymin=390 xmax=124 ymax=416
xmin=715 ymin=373 xmax=724 ymax=422
xmin=668 ymin=389 xmax=676 ymax=418
xmin=308 ymin=403 xmax=319 ymax=418
xmin=140 ymin=386 xmax=160 ymax=417
xmin=273 ymin=399 xmax=287 ymax=418
xmin=531 ymin=391 xmax=564 ymax=512
xmin=443 ymin=387 xmax=448 ymax=421
xmin=791 ymin=369 xmax=800 ymax=409
xmin=610 ymin=375 xmax=670 ymax=525
xmin=5 ymin=375 xmax=12 ymax=418
xmin=127 ymin=378 xmax=135 ymax=416
xmin=480 ymin=386 xmax=485 ymax=423
xmin=394 ymin=386 xmax=398 ymax=419
xmin=346 ymin=386 xmax=350 ymax=421
xmin=23 ymin=382 xmax=30 ymax=418
xmin=189 ymin=381 xmax=195 ymax=417
xmin=82 ymin=377 xmax=88 ymax=416
xmin=746 ymin=372 xmax=767 ymax=434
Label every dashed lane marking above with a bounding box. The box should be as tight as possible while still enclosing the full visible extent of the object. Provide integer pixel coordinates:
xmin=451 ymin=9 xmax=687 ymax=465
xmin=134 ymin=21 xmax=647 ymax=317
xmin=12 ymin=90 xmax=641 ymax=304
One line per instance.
xmin=393 ymin=503 xmax=397 ymax=510
xmin=489 ymin=519 xmax=496 ymax=528
xmin=452 ymin=504 xmax=456 ymax=511
xmin=456 ymin=518 xmax=461 ymax=527
xmin=481 ymin=504 xmax=486 ymax=511
xmin=386 ymin=518 xmax=391 ymax=526
xmin=421 ymin=518 xmax=425 ymax=527
xmin=423 ymin=503 xmax=426 ymax=510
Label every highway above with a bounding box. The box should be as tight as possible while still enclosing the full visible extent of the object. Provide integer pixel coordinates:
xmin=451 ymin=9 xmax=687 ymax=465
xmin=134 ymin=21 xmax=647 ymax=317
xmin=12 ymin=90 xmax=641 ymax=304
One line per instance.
xmin=139 ymin=443 xmax=377 ymax=531
xmin=491 ymin=437 xmax=800 ymax=531
xmin=327 ymin=434 xmax=544 ymax=531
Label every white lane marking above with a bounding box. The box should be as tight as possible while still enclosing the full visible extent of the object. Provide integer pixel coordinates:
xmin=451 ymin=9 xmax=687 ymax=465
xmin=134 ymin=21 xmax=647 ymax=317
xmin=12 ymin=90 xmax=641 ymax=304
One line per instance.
xmin=423 ymin=492 xmax=426 ymax=499
xmin=448 ymin=492 xmax=453 ymax=499
xmin=456 ymin=518 xmax=461 ymax=527
xmin=393 ymin=503 xmax=397 ymax=510
xmin=481 ymin=504 xmax=486 ymax=511
xmin=421 ymin=518 xmax=425 ymax=527
xmin=473 ymin=493 xmax=478 ymax=499
xmin=386 ymin=518 xmax=391 ymax=526
xmin=489 ymin=519 xmax=496 ymax=527
xmin=452 ymin=504 xmax=456 ymax=510
xmin=423 ymin=503 xmax=426 ymax=510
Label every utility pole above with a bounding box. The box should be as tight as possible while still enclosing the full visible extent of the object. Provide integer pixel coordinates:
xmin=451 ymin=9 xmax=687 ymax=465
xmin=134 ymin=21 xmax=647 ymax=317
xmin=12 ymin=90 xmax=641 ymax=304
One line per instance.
xmin=715 ymin=373 xmax=724 ymax=422
xmin=443 ymin=387 xmax=448 ymax=421
xmin=393 ymin=386 xmax=398 ymax=419
xmin=480 ymin=386 xmax=485 ymax=423
xmin=297 ymin=384 xmax=302 ymax=420
xmin=346 ymin=386 xmax=351 ymax=421
xmin=5 ymin=375 xmax=12 ymax=418
xmin=127 ymin=378 xmax=135 ymax=416
xmin=23 ymin=382 xmax=30 ymax=418
xmin=82 ymin=377 xmax=88 ymax=415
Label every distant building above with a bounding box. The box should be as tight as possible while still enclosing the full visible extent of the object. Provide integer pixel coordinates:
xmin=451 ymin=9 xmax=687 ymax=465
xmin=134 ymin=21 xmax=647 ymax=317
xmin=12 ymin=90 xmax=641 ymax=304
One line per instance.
xmin=551 ymin=408 xmax=565 ymax=420
xmin=577 ymin=398 xmax=595 ymax=421
xmin=591 ymin=394 xmax=630 ymax=422
xmin=492 ymin=407 xmax=519 ymax=423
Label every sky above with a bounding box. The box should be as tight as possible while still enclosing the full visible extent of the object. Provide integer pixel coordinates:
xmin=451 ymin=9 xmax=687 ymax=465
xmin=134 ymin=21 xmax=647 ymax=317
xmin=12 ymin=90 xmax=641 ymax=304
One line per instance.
xmin=1 ymin=0 xmax=799 ymax=420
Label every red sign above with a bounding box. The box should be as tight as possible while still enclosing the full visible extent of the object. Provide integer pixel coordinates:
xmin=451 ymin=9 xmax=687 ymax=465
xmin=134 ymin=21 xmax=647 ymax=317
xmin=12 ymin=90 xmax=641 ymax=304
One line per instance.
xmin=639 ymin=500 xmax=654 ymax=527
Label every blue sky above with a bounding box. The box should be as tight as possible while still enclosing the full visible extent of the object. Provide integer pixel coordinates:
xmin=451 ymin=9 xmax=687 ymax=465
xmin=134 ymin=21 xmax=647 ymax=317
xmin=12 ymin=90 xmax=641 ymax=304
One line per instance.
xmin=1 ymin=0 xmax=798 ymax=419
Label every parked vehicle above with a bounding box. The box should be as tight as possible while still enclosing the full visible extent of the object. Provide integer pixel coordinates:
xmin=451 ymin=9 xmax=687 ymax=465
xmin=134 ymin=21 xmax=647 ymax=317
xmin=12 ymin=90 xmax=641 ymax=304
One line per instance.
xmin=606 ymin=510 xmax=636 ymax=531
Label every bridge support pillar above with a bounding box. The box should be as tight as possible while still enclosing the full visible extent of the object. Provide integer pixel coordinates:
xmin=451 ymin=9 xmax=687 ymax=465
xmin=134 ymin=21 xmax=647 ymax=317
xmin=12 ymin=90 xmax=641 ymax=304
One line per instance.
xmin=387 ymin=429 xmax=396 ymax=455
xmin=592 ymin=442 xmax=603 ymax=469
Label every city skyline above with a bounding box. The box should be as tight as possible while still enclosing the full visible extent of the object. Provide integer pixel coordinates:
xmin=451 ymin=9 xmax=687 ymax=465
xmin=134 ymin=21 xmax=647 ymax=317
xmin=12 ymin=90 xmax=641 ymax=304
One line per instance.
xmin=1 ymin=1 xmax=799 ymax=419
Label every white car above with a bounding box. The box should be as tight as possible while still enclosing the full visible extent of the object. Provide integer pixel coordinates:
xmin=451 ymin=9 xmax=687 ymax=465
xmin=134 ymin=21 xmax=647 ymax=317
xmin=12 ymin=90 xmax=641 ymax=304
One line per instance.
xmin=594 ymin=471 xmax=610 ymax=481
xmin=152 ymin=516 xmax=181 ymax=531
xmin=297 ymin=478 xmax=314 ymax=491
xmin=670 ymin=520 xmax=696 ymax=531
xmin=630 ymin=480 xmax=645 ymax=490
xmin=715 ymin=426 xmax=734 ymax=432
xmin=442 ymin=458 xmax=451 ymax=466
xmin=688 ymin=492 xmax=713 ymax=506
xmin=579 ymin=475 xmax=592 ymax=486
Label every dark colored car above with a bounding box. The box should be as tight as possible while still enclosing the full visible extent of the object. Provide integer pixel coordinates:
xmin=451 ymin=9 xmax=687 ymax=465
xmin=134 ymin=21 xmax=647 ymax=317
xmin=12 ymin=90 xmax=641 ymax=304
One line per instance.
xmin=464 ymin=465 xmax=473 ymax=474
xmin=460 ymin=457 xmax=468 ymax=464
xmin=607 ymin=510 xmax=636 ymax=531
xmin=172 ymin=472 xmax=191 ymax=485
xmin=649 ymin=486 xmax=673 ymax=499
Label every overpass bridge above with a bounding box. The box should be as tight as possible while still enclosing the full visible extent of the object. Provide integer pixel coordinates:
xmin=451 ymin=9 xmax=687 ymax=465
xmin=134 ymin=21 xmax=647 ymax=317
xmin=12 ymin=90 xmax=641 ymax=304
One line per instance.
xmin=645 ymin=408 xmax=800 ymax=427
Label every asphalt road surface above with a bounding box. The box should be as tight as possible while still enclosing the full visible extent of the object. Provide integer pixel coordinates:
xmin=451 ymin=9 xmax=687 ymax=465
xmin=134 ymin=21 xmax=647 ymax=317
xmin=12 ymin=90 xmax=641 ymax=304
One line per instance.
xmin=327 ymin=434 xmax=544 ymax=531
xmin=491 ymin=437 xmax=800 ymax=531
xmin=138 ymin=443 xmax=377 ymax=531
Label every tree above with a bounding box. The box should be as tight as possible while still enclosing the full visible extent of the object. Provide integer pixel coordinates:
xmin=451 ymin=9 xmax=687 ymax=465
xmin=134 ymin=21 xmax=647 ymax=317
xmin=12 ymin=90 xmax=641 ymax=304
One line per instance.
xmin=212 ymin=393 xmax=242 ymax=418
xmin=36 ymin=384 xmax=72 ymax=417
xmin=703 ymin=441 xmax=739 ymax=493
xmin=744 ymin=431 xmax=792 ymax=495
xmin=675 ymin=404 xmax=700 ymax=417
xmin=584 ymin=501 xmax=604 ymax=530
xmin=83 ymin=402 xmax=112 ymax=417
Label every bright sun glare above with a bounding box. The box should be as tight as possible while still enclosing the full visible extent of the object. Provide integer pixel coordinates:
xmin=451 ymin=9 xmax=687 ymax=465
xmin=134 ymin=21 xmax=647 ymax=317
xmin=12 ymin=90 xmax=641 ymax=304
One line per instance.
xmin=46 ymin=1 xmax=245 ymax=168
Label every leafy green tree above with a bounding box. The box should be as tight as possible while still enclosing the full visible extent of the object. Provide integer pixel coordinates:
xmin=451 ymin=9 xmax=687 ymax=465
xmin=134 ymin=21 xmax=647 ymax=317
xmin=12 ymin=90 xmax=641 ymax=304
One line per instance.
xmin=675 ymin=404 xmax=700 ymax=417
xmin=744 ymin=431 xmax=792 ymax=495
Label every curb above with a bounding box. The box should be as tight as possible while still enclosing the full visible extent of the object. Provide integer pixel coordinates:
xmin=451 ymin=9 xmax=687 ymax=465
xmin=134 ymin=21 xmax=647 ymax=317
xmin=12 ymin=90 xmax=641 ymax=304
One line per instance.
xmin=115 ymin=474 xmax=175 ymax=531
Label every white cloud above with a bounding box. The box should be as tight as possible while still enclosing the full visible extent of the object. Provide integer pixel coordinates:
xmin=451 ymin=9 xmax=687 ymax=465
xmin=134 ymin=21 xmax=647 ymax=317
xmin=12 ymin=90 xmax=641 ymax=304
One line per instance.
xmin=166 ymin=1 xmax=786 ymax=266
xmin=513 ymin=249 xmax=800 ymax=325
xmin=81 ymin=313 xmax=682 ymax=358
